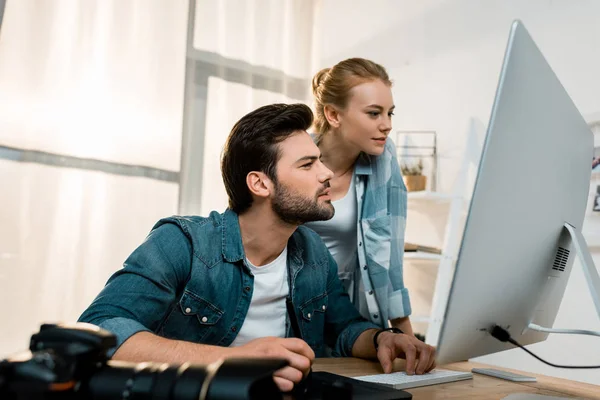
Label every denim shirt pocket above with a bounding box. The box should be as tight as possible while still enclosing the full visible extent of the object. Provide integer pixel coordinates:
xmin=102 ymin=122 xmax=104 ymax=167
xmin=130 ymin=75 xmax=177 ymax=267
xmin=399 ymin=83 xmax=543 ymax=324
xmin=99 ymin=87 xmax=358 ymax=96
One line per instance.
xmin=299 ymin=293 xmax=328 ymax=349
xmin=160 ymin=290 xmax=224 ymax=344
xmin=363 ymin=214 xmax=392 ymax=270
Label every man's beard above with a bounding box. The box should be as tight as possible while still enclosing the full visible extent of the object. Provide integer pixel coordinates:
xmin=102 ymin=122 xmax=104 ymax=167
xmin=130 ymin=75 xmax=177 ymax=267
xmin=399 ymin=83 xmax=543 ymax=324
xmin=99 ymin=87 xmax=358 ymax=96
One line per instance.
xmin=271 ymin=181 xmax=335 ymax=225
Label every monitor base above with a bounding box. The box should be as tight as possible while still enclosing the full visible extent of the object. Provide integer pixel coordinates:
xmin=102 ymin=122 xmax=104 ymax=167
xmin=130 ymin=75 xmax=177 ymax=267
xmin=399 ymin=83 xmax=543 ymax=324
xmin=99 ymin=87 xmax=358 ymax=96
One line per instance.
xmin=471 ymin=367 xmax=536 ymax=382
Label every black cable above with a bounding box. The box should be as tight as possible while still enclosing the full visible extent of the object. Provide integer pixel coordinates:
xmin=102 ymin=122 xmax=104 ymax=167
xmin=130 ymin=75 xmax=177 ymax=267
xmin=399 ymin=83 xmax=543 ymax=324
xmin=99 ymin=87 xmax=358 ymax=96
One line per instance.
xmin=490 ymin=325 xmax=600 ymax=369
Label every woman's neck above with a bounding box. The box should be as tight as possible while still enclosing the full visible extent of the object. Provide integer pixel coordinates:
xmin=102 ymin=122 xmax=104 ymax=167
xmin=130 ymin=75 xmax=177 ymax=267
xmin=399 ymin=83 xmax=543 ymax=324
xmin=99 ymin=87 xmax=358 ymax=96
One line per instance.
xmin=317 ymin=131 xmax=360 ymax=176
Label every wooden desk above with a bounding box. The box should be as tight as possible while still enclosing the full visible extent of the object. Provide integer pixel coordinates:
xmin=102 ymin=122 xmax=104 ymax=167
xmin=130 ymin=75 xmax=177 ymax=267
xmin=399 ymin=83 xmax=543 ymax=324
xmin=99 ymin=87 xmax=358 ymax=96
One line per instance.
xmin=312 ymin=358 xmax=600 ymax=399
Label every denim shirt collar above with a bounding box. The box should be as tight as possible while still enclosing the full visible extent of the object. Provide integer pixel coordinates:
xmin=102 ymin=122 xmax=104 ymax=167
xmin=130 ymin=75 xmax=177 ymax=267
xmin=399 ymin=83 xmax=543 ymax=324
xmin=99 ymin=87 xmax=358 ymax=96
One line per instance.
xmin=221 ymin=208 xmax=305 ymax=268
xmin=355 ymin=152 xmax=373 ymax=176
xmin=222 ymin=209 xmax=245 ymax=262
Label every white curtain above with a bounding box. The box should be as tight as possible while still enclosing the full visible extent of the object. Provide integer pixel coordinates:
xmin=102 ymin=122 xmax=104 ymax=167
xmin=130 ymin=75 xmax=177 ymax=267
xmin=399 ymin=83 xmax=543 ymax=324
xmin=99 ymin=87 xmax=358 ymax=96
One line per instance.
xmin=0 ymin=0 xmax=187 ymax=356
xmin=0 ymin=0 xmax=320 ymax=356
xmin=180 ymin=0 xmax=320 ymax=216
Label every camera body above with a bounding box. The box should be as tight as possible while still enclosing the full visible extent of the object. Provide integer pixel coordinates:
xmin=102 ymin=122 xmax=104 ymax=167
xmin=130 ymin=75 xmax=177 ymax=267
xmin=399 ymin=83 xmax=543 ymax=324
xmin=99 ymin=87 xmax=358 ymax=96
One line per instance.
xmin=0 ymin=323 xmax=285 ymax=400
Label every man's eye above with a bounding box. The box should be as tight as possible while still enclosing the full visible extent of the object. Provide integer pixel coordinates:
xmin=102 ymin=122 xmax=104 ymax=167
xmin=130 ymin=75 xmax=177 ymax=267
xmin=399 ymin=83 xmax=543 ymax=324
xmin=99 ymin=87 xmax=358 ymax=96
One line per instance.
xmin=301 ymin=163 xmax=313 ymax=169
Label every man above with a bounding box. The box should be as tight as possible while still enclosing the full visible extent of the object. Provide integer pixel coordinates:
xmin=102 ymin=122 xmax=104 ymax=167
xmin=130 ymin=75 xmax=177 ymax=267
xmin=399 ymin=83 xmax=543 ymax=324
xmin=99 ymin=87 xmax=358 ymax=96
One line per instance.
xmin=79 ymin=103 xmax=436 ymax=392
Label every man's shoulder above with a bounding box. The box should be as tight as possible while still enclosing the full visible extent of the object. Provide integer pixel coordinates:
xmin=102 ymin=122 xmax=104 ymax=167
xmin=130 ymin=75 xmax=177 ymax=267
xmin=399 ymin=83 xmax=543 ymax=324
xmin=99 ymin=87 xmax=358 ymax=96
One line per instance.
xmin=149 ymin=212 xmax=225 ymax=250
xmin=153 ymin=212 xmax=222 ymax=233
xmin=148 ymin=212 xmax=227 ymax=266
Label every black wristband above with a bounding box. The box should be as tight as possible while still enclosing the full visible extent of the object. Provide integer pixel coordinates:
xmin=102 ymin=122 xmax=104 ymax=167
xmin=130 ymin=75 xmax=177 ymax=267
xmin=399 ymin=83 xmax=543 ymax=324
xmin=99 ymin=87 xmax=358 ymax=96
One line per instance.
xmin=373 ymin=327 xmax=404 ymax=351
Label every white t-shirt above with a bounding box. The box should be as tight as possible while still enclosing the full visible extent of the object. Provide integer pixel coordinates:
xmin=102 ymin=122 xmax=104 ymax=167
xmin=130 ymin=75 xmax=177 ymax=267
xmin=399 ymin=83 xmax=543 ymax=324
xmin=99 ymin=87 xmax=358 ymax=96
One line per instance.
xmin=305 ymin=174 xmax=358 ymax=288
xmin=229 ymin=246 xmax=289 ymax=347
xmin=304 ymin=173 xmax=371 ymax=319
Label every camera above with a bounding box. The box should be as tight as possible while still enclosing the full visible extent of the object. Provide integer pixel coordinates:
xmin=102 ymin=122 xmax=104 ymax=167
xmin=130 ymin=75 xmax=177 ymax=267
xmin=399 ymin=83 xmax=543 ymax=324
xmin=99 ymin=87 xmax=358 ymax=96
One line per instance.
xmin=0 ymin=323 xmax=286 ymax=400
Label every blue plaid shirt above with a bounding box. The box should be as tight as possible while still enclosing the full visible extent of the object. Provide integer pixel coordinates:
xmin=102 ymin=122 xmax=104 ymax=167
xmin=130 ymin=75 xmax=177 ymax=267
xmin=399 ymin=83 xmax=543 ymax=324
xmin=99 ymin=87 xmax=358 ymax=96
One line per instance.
xmin=342 ymin=138 xmax=412 ymax=327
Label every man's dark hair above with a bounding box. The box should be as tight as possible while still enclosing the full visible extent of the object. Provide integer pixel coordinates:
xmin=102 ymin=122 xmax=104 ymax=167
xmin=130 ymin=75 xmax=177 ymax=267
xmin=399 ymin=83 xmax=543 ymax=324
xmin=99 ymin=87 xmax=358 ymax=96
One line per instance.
xmin=221 ymin=103 xmax=314 ymax=214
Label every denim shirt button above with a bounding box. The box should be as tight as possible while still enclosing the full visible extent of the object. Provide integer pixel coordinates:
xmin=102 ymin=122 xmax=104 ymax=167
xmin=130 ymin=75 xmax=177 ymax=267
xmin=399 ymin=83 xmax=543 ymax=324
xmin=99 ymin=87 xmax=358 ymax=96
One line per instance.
xmin=244 ymin=286 xmax=251 ymax=292
xmin=231 ymin=326 xmax=237 ymax=332
xmin=322 ymin=305 xmax=326 ymax=311
xmin=185 ymin=307 xmax=191 ymax=314
xmin=373 ymin=314 xmax=379 ymax=319
xmin=201 ymin=316 xmax=208 ymax=323
xmin=307 ymin=313 xmax=312 ymax=319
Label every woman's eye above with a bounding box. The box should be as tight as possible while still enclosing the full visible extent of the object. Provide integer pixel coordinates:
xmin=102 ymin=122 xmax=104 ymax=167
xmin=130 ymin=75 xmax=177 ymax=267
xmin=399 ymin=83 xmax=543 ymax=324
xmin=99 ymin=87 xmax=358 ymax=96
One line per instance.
xmin=368 ymin=111 xmax=380 ymax=117
xmin=389 ymin=112 xmax=395 ymax=117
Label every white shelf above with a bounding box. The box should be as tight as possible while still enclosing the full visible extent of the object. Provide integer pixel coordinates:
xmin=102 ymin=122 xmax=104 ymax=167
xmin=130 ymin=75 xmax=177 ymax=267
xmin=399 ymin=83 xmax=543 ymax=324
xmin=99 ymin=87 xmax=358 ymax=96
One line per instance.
xmin=410 ymin=315 xmax=432 ymax=323
xmin=404 ymin=251 xmax=443 ymax=261
xmin=403 ymin=188 xmax=465 ymax=345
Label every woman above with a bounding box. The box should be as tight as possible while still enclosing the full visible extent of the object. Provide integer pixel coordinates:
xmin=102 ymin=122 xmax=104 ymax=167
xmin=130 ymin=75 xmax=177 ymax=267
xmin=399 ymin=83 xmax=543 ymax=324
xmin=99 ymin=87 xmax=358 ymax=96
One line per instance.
xmin=305 ymin=58 xmax=414 ymax=335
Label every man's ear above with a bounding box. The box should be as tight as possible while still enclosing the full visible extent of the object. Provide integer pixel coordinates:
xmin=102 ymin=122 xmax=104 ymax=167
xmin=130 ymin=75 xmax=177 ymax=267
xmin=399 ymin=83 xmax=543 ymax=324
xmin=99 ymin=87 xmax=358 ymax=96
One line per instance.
xmin=323 ymin=104 xmax=342 ymax=128
xmin=246 ymin=171 xmax=273 ymax=199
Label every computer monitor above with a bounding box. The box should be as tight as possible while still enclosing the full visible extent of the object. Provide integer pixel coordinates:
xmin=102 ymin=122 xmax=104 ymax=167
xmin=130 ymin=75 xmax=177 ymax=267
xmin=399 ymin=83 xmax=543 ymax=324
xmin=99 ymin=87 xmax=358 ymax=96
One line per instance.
xmin=435 ymin=20 xmax=600 ymax=365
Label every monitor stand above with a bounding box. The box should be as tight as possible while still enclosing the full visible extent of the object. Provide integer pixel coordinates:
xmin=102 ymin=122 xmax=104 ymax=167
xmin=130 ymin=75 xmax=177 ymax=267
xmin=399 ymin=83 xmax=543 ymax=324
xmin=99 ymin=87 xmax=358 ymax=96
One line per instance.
xmin=502 ymin=394 xmax=573 ymax=400
xmin=561 ymin=223 xmax=600 ymax=319
xmin=528 ymin=223 xmax=600 ymax=335
xmin=471 ymin=367 xmax=536 ymax=382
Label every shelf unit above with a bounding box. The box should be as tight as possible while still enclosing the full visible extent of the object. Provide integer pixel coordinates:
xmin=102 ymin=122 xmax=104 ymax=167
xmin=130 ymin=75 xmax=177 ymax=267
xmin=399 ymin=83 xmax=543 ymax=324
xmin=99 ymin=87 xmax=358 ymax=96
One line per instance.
xmin=403 ymin=190 xmax=467 ymax=346
xmin=397 ymin=131 xmax=474 ymax=346
xmin=407 ymin=191 xmax=456 ymax=202
xmin=404 ymin=252 xmax=443 ymax=261
xmin=397 ymin=131 xmax=438 ymax=191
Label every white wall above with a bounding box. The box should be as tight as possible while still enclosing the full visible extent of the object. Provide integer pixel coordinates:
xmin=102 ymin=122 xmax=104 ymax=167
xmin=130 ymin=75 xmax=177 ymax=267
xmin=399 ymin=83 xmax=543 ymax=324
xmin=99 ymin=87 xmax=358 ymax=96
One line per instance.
xmin=316 ymin=0 xmax=600 ymax=385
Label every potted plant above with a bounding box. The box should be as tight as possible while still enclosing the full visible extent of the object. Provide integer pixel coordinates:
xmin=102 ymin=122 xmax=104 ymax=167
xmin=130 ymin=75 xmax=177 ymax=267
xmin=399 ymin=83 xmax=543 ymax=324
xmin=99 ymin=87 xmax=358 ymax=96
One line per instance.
xmin=401 ymin=159 xmax=427 ymax=192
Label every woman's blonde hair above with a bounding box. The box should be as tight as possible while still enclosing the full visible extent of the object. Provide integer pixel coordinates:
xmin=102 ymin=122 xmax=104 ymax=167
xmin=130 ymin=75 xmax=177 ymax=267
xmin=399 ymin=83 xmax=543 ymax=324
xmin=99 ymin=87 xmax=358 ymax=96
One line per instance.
xmin=311 ymin=57 xmax=392 ymax=134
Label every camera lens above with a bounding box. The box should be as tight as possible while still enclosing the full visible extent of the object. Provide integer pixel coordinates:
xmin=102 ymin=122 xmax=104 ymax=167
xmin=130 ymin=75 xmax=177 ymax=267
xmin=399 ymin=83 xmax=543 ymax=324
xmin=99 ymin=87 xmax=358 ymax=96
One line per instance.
xmin=85 ymin=361 xmax=207 ymax=400
xmin=82 ymin=358 xmax=285 ymax=400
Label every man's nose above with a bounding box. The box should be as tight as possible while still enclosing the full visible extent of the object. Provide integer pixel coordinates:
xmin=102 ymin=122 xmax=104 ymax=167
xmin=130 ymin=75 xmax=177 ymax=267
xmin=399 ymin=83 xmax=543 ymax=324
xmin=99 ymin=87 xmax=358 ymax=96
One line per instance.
xmin=319 ymin=162 xmax=334 ymax=182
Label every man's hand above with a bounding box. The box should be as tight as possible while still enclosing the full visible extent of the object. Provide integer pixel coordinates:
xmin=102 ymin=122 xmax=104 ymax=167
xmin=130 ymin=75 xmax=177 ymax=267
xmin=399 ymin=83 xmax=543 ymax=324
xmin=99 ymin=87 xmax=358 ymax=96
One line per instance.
xmin=229 ymin=337 xmax=315 ymax=392
xmin=376 ymin=332 xmax=436 ymax=375
xmin=390 ymin=316 xmax=414 ymax=336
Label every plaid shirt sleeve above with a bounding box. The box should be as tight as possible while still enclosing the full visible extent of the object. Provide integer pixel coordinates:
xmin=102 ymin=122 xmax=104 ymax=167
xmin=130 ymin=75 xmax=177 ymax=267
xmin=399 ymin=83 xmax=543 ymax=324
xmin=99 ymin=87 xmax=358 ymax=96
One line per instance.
xmin=385 ymin=139 xmax=412 ymax=319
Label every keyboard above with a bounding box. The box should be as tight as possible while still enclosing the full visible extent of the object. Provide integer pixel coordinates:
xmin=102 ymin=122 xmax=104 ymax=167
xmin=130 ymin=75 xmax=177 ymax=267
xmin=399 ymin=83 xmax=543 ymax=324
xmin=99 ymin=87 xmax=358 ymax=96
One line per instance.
xmin=352 ymin=369 xmax=473 ymax=390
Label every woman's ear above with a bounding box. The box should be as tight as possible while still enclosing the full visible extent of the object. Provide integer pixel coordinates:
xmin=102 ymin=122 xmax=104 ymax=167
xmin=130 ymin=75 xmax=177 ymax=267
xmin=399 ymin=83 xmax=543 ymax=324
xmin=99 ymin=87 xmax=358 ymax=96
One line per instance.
xmin=323 ymin=104 xmax=341 ymax=129
xmin=246 ymin=171 xmax=272 ymax=199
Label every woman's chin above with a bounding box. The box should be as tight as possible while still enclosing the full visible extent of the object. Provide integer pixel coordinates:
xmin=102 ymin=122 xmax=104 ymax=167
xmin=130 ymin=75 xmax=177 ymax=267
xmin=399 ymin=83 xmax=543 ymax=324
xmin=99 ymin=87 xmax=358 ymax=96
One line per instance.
xmin=363 ymin=145 xmax=386 ymax=156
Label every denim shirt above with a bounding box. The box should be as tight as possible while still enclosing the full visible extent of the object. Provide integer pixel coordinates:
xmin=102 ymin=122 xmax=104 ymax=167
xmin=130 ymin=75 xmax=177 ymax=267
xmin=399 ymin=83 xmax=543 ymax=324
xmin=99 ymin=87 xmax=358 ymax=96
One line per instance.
xmin=79 ymin=209 xmax=379 ymax=357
